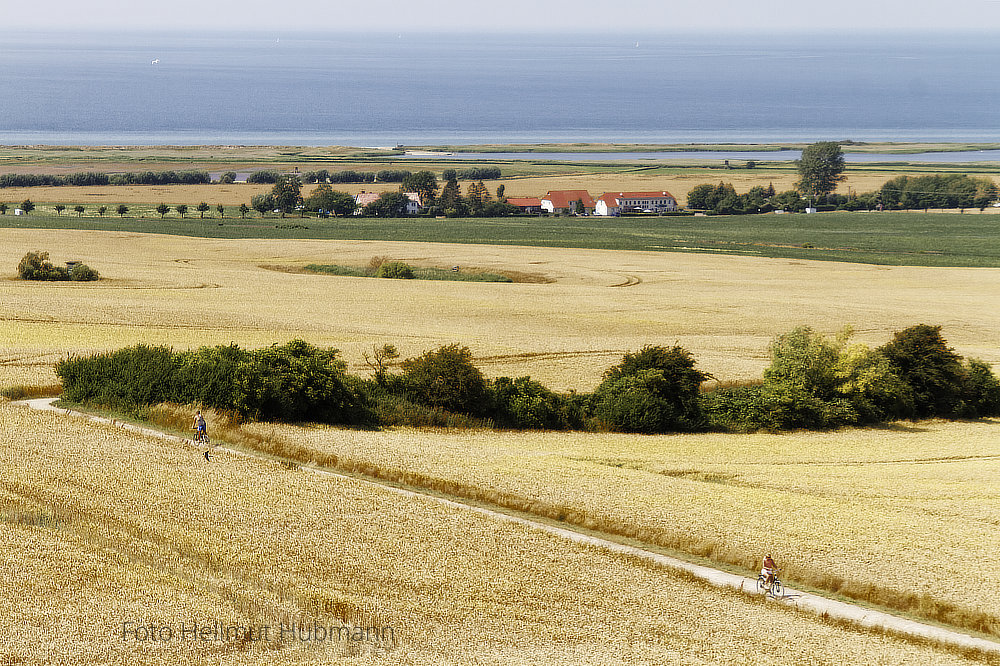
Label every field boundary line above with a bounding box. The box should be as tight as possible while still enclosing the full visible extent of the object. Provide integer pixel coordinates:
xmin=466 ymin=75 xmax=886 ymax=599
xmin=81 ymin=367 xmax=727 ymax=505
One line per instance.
xmin=15 ymin=397 xmax=1000 ymax=656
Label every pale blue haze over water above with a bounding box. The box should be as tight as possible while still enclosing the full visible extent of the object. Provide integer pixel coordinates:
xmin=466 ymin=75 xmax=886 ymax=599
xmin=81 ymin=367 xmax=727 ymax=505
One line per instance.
xmin=1 ymin=31 xmax=999 ymax=147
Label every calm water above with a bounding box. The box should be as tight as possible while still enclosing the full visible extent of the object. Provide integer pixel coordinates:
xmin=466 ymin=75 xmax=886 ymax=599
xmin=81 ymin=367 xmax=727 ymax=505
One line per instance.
xmin=1 ymin=31 xmax=999 ymax=147
xmin=401 ymin=150 xmax=1000 ymax=162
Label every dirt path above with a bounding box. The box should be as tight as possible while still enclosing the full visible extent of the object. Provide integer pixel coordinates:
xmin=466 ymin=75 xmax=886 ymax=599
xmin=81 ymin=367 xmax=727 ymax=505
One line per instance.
xmin=16 ymin=397 xmax=1000 ymax=656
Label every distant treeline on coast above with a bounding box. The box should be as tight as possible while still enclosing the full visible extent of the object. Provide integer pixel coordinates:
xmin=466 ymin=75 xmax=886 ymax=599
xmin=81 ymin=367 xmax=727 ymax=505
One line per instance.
xmin=0 ymin=171 xmax=211 ymax=188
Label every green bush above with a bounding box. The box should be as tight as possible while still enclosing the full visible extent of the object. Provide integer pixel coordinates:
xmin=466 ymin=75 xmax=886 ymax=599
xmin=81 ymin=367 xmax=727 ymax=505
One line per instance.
xmin=375 ymin=261 xmax=415 ymax=279
xmin=592 ymin=345 xmax=710 ymax=432
xmin=701 ymin=383 xmax=857 ymax=432
xmin=491 ymin=376 xmax=577 ymax=430
xmin=18 ymin=251 xmax=98 ymax=281
xmin=399 ymin=344 xmax=489 ymax=415
xmin=879 ymin=324 xmax=968 ymax=417
xmin=961 ymin=359 xmax=1000 ymax=418
xmin=69 ymin=263 xmax=99 ymax=281
xmin=56 ymin=340 xmax=370 ymax=425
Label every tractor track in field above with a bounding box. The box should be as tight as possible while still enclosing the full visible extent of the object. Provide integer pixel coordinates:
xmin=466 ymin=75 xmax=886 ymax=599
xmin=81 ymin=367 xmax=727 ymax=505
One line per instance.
xmin=14 ymin=397 xmax=1000 ymax=658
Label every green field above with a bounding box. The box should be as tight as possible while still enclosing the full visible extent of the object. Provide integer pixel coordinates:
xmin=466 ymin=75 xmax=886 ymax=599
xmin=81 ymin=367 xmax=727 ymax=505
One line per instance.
xmin=4 ymin=210 xmax=1000 ymax=267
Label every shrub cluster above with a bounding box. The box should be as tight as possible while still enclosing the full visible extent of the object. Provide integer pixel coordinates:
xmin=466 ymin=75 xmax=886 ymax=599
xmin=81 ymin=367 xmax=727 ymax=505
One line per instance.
xmin=53 ymin=326 xmax=1000 ymax=434
xmin=18 ymin=251 xmax=99 ymax=281
xmin=702 ymin=325 xmax=1000 ymax=431
xmin=56 ymin=340 xmax=371 ymax=424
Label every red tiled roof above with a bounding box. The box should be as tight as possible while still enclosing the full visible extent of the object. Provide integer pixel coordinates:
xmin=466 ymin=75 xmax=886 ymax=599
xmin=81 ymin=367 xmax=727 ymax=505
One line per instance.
xmin=542 ymin=190 xmax=595 ymax=208
xmin=506 ymin=197 xmax=542 ymax=207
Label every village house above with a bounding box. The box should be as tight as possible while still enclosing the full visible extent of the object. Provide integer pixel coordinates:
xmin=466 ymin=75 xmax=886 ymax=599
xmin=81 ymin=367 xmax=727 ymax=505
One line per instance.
xmin=353 ymin=191 xmax=422 ymax=215
xmin=540 ymin=190 xmax=595 ymax=215
xmin=504 ymin=197 xmax=543 ymax=214
xmin=594 ymin=191 xmax=678 ymax=216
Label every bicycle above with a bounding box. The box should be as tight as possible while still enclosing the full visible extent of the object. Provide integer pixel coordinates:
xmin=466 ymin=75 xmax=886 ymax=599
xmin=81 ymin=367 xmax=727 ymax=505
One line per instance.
xmin=757 ymin=570 xmax=783 ymax=597
xmin=193 ymin=429 xmax=212 ymax=460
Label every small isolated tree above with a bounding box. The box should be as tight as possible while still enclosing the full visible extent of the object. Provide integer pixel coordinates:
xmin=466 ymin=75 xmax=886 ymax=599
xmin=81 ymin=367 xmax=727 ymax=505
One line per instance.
xmin=54 ymin=205 xmax=65 ymax=215
xmin=98 ymin=206 xmax=107 ymax=217
xmin=175 ymin=204 xmax=188 ymax=218
xmin=239 ymin=203 xmax=249 ymax=219
xmin=216 ymin=204 xmax=225 ymax=218
xmin=74 ymin=205 xmax=85 ymax=217
xmin=156 ymin=203 xmax=170 ymax=219
xmin=795 ymin=141 xmax=846 ymax=198
xmin=117 ymin=204 xmax=129 ymax=218
xmin=364 ymin=343 xmax=399 ymax=386
xmin=20 ymin=199 xmax=34 ymax=214
xmin=0 ymin=203 xmax=7 ymax=215
xmin=197 ymin=202 xmax=210 ymax=218
xmin=496 ymin=184 xmax=505 ymax=201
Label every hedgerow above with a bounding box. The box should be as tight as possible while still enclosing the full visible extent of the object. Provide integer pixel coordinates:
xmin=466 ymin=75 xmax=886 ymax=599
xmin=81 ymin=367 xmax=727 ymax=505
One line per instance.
xmin=52 ymin=326 xmax=1000 ymax=434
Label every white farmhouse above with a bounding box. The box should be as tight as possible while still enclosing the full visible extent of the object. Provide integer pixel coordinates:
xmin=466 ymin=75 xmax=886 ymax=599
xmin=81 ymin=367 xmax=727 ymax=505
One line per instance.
xmin=594 ymin=191 xmax=678 ymax=216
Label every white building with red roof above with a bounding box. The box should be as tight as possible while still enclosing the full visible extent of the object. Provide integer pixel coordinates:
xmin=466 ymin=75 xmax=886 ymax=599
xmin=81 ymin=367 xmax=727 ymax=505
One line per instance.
xmin=594 ymin=191 xmax=677 ymax=216
xmin=540 ymin=190 xmax=595 ymax=215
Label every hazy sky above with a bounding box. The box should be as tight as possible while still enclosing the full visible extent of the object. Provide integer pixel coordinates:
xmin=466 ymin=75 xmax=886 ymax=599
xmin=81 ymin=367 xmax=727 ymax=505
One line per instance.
xmin=5 ymin=0 xmax=1000 ymax=33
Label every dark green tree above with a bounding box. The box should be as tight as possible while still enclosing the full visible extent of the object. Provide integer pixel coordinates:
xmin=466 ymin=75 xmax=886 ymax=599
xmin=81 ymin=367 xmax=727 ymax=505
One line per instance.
xmin=239 ymin=203 xmax=249 ymax=219
xmin=156 ymin=203 xmax=170 ymax=219
xmin=197 ymin=202 xmax=210 ymax=218
xmin=175 ymin=204 xmax=188 ymax=218
xmin=20 ymin=199 xmax=34 ymax=214
xmin=400 ymin=344 xmax=489 ymax=415
xmin=362 ymin=192 xmax=411 ymax=217
xmin=251 ymin=193 xmax=276 ymax=218
xmin=216 ymin=204 xmax=225 ymax=218
xmin=879 ymin=324 xmax=968 ymax=417
xmin=54 ymin=204 xmax=65 ymax=215
xmin=400 ymin=171 xmax=438 ymax=207
xmin=304 ymin=184 xmax=356 ymax=216
xmin=117 ymin=204 xmax=129 ymax=218
xmin=271 ymin=175 xmax=303 ymax=217
xmin=73 ymin=205 xmax=85 ymax=217
xmin=795 ymin=141 xmax=846 ymax=198
xmin=98 ymin=206 xmax=107 ymax=217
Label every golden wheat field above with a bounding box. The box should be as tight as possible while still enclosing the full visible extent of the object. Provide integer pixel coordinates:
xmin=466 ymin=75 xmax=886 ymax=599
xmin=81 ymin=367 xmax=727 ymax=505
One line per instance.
xmin=241 ymin=418 xmax=1000 ymax=633
xmin=4 ymin=401 xmax=983 ymax=665
xmin=2 ymin=228 xmax=1000 ymax=390
xmin=2 ymin=227 xmax=1000 ymax=661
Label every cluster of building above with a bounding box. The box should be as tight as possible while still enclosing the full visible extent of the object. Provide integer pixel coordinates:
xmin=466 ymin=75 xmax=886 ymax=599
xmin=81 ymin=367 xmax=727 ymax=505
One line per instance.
xmin=506 ymin=190 xmax=678 ymax=216
xmin=349 ymin=188 xmax=679 ymax=216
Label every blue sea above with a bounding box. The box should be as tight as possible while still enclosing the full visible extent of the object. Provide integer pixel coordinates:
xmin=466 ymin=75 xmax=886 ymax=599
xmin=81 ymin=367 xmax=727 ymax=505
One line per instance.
xmin=1 ymin=31 xmax=999 ymax=147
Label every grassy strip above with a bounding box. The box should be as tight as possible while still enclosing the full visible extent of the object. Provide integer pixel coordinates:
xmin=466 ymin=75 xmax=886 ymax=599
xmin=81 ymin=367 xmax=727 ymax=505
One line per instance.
xmin=304 ymin=263 xmax=512 ymax=283
xmin=1 ymin=384 xmax=63 ymax=401
xmin=68 ymin=398 xmax=1000 ymax=644
xmin=5 ymin=210 xmax=1000 ymax=267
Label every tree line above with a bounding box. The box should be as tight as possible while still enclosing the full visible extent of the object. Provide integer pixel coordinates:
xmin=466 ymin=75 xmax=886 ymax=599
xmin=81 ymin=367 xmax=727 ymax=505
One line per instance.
xmin=0 ymin=170 xmax=211 ymax=188
xmin=55 ymin=324 xmax=999 ymax=434
xmin=688 ymin=142 xmax=999 ymax=214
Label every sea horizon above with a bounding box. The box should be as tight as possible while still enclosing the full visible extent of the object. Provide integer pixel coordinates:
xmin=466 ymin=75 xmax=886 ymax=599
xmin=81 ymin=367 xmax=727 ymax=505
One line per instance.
xmin=2 ymin=30 xmax=999 ymax=148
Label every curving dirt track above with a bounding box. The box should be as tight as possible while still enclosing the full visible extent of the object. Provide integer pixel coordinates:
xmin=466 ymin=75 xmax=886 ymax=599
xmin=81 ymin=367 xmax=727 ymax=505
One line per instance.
xmin=14 ymin=397 xmax=1000 ymax=657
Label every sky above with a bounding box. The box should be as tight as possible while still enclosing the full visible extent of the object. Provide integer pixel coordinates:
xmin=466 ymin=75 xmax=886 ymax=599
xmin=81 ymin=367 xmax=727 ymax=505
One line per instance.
xmin=4 ymin=0 xmax=1000 ymax=33
xmin=3 ymin=0 xmax=1000 ymax=33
